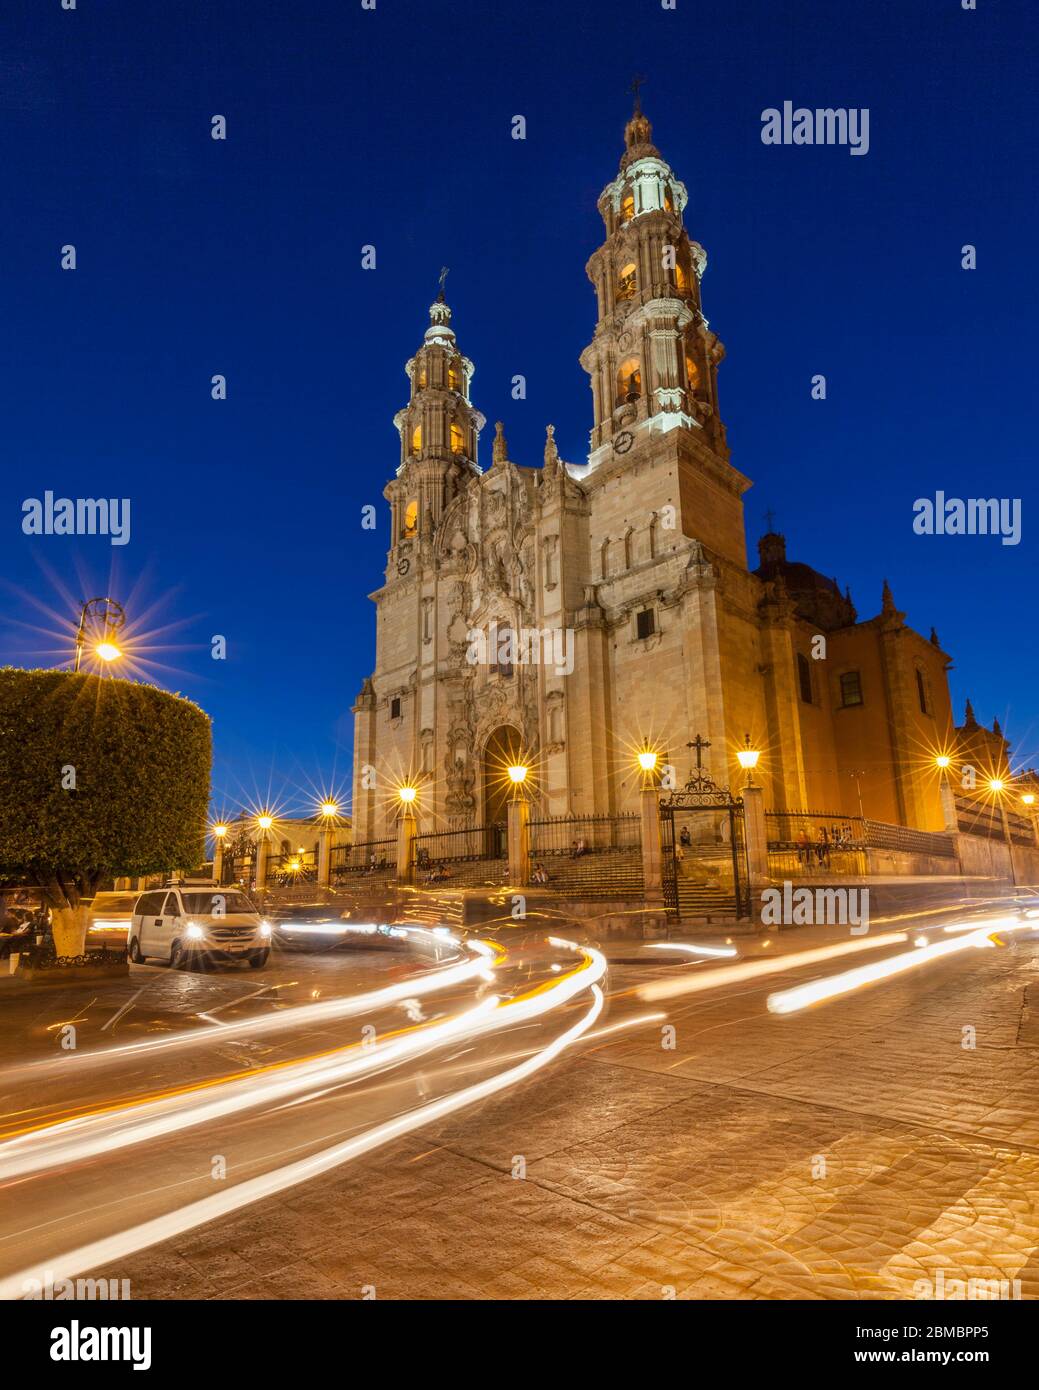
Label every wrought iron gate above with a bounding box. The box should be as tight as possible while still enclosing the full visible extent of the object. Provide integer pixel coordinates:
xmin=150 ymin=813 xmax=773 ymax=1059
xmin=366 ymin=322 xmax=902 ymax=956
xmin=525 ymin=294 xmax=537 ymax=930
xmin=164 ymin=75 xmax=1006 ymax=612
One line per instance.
xmin=660 ymin=770 xmax=748 ymax=920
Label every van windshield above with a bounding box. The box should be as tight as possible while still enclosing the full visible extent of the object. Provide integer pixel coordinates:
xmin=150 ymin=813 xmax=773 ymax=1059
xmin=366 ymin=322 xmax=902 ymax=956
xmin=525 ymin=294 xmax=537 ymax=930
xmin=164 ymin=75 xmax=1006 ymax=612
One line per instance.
xmin=182 ymin=892 xmax=255 ymax=916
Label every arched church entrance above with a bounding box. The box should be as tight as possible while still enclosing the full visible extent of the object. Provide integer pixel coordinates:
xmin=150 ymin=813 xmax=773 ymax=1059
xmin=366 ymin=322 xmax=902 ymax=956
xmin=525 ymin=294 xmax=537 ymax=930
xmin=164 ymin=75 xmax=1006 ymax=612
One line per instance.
xmin=482 ymin=724 xmax=522 ymax=857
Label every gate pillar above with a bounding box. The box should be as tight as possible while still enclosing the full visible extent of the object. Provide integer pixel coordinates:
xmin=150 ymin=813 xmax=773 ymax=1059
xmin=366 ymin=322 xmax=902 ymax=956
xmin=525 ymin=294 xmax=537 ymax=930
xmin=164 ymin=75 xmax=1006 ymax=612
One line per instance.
xmin=397 ymin=811 xmax=417 ymax=885
xmin=507 ymin=799 xmax=531 ymax=886
xmin=641 ymin=786 xmax=664 ymax=905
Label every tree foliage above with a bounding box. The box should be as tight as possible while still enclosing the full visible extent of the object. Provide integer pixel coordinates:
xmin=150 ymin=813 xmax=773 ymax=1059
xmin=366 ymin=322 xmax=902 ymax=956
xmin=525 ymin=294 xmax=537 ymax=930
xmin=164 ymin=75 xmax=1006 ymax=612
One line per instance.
xmin=0 ymin=669 xmax=211 ymax=907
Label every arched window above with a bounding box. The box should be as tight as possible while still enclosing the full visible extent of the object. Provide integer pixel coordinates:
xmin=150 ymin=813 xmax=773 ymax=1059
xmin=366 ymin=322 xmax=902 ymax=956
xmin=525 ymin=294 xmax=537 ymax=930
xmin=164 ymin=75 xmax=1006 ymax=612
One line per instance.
xmin=402 ymin=500 xmax=418 ymax=537
xmin=674 ymin=260 xmax=688 ymax=291
xmin=685 ymin=354 xmax=699 ymax=391
xmin=620 ymin=189 xmax=635 ymax=222
xmin=663 ymin=183 xmax=674 ymax=213
xmin=411 ymin=424 xmax=422 ymax=454
xmin=617 ymin=357 xmax=642 ymax=404
xmin=417 ymin=366 xmax=427 ymax=389
xmin=616 ymin=262 xmax=637 ymax=302
xmin=448 ymin=362 xmax=461 ymax=391
xmin=450 ymin=423 xmax=465 ymax=455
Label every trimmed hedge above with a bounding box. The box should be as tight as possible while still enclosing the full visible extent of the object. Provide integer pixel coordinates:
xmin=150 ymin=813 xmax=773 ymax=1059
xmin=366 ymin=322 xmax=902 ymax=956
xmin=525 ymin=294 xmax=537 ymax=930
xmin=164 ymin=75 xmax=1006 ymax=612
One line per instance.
xmin=0 ymin=668 xmax=211 ymax=901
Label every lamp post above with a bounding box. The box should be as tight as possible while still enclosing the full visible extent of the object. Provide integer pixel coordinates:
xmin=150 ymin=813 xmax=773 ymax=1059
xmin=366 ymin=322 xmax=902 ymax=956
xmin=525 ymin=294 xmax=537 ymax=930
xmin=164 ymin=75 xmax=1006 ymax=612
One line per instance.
xmin=506 ymin=764 xmax=530 ymax=886
xmin=212 ymin=823 xmax=228 ymax=885
xmin=736 ymin=733 xmax=761 ymax=789
xmin=318 ymin=800 xmax=338 ymax=888
xmin=74 ymin=597 xmax=126 ymax=672
xmin=988 ymin=777 xmax=1018 ymax=886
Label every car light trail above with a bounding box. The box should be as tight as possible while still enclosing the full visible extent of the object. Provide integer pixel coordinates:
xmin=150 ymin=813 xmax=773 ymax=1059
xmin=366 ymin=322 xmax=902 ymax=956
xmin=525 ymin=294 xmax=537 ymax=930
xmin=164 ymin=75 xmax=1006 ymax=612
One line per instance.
xmin=1 ymin=931 xmax=499 ymax=1079
xmin=637 ymin=932 xmax=909 ymax=1003
xmin=766 ymin=920 xmax=1033 ymax=1015
xmin=645 ymin=942 xmax=739 ymax=959
xmin=0 ymin=973 xmax=605 ymax=1299
xmin=0 ymin=942 xmax=606 ymax=1185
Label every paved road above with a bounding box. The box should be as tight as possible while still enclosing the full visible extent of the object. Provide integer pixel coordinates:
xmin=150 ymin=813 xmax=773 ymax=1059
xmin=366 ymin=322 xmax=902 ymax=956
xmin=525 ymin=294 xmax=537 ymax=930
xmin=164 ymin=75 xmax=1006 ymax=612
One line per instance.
xmin=3 ymin=906 xmax=1037 ymax=1300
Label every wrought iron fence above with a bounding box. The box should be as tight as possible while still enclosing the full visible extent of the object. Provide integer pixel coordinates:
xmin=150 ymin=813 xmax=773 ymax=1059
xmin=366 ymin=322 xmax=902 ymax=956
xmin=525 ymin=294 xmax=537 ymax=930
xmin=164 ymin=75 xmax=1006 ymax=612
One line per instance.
xmin=411 ymin=823 xmax=508 ymax=887
xmin=865 ymin=820 xmax=957 ymax=858
xmin=330 ymin=839 xmax=397 ymax=885
xmin=528 ymin=811 xmax=642 ymax=858
xmin=766 ymin=810 xmax=867 ymax=877
xmin=265 ymin=850 xmax=317 ymax=885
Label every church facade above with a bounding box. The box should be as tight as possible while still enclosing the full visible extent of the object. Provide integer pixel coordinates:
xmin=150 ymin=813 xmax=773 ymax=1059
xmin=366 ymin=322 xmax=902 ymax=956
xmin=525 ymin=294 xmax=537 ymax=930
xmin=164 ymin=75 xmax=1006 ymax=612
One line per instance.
xmin=351 ymin=106 xmax=959 ymax=844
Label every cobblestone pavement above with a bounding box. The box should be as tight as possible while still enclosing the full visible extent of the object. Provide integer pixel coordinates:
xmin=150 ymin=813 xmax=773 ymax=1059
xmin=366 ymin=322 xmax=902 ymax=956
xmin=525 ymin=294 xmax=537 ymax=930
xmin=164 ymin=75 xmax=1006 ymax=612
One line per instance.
xmin=101 ymin=931 xmax=1039 ymax=1300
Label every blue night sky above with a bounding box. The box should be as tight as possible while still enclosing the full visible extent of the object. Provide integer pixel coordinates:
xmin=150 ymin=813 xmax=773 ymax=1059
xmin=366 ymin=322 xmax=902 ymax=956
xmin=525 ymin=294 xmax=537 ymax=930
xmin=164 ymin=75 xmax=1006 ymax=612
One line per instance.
xmin=2 ymin=0 xmax=1036 ymax=815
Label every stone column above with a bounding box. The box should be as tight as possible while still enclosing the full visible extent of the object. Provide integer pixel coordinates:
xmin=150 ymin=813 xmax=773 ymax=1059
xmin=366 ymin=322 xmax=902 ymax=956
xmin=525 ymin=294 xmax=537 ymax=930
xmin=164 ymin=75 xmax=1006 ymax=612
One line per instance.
xmin=742 ymin=784 xmax=770 ymax=918
xmin=396 ymin=810 xmax=417 ymax=885
xmin=507 ymin=797 xmax=531 ymax=886
xmin=640 ymin=785 xmax=663 ymax=905
xmin=254 ymin=836 xmax=269 ymax=894
xmin=317 ymin=826 xmax=332 ymax=888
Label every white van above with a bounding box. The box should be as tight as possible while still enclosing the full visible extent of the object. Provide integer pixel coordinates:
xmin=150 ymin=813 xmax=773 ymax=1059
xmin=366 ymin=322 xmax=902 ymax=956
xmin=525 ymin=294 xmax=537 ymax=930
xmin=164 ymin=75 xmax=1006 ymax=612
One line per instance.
xmin=128 ymin=886 xmax=271 ymax=970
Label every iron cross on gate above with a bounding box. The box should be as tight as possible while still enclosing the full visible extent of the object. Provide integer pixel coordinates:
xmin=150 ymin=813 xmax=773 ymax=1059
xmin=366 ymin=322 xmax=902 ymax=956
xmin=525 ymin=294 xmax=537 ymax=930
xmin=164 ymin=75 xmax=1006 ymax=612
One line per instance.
xmin=686 ymin=734 xmax=711 ymax=777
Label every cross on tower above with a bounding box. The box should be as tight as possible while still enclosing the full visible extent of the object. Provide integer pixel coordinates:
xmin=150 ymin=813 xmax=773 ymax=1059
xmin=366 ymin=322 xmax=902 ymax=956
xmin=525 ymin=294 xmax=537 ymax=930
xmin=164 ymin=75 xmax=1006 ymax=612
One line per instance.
xmin=763 ymin=507 xmax=777 ymax=534
xmin=630 ymin=74 xmax=646 ymax=115
xmin=437 ymin=266 xmax=450 ymax=299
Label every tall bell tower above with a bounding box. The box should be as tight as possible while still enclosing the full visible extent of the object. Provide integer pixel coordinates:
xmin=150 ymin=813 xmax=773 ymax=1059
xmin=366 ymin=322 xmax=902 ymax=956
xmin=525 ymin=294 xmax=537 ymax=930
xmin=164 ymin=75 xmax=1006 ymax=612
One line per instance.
xmin=386 ymin=284 xmax=485 ymax=582
xmin=580 ymin=98 xmax=750 ymax=566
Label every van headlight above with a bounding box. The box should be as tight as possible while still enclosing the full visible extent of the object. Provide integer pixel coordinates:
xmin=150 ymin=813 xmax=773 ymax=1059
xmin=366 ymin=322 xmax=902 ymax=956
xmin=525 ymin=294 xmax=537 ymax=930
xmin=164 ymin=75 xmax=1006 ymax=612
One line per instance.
xmin=185 ymin=923 xmax=205 ymax=940
xmin=259 ymin=921 xmax=272 ymax=938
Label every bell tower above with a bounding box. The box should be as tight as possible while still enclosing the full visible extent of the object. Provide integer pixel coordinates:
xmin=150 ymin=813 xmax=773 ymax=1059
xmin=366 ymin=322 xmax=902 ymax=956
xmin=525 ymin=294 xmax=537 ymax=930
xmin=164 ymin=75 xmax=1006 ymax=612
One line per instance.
xmin=580 ymin=99 xmax=750 ymax=566
xmin=387 ymin=282 xmax=485 ymax=581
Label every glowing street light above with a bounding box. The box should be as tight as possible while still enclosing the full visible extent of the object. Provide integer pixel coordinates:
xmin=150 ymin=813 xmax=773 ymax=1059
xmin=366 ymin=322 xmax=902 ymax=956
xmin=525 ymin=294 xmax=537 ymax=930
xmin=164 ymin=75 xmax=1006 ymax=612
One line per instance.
xmin=74 ymin=596 xmax=126 ymax=673
xmin=320 ymin=800 xmax=339 ymax=818
xmin=212 ymin=824 xmax=228 ymax=839
xmin=988 ymin=778 xmax=1005 ymax=794
xmin=398 ymin=785 xmax=417 ymax=806
xmin=637 ymin=750 xmax=658 ymax=772
xmin=256 ymin=813 xmax=273 ymax=831
xmin=507 ymin=764 xmax=528 ymax=785
xmin=935 ymin=755 xmax=951 ymax=770
xmin=736 ymin=734 xmax=761 ymax=787
xmin=1023 ymin=794 xmax=1036 ymax=807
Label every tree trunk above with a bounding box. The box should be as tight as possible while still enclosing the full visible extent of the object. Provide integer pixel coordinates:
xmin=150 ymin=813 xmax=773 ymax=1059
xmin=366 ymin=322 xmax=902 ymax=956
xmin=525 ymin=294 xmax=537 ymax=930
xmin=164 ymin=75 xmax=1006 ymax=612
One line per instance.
xmin=51 ymin=905 xmax=89 ymax=959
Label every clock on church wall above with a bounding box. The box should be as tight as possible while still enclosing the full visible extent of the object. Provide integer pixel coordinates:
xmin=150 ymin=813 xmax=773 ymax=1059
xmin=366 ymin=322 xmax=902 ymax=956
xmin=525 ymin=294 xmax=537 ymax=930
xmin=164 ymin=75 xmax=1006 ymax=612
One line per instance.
xmin=613 ymin=430 xmax=634 ymax=455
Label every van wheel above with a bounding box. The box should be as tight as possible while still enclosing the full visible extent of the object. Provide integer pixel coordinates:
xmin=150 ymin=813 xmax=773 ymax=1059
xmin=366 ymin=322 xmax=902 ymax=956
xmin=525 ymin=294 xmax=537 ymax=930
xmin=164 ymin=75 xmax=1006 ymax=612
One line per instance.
xmin=169 ymin=940 xmax=187 ymax=970
xmin=248 ymin=948 xmax=270 ymax=969
xmin=128 ymin=937 xmax=144 ymax=964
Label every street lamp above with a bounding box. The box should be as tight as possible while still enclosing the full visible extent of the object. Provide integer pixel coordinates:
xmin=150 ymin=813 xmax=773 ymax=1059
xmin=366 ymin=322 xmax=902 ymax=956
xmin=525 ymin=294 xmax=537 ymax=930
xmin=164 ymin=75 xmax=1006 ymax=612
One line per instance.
xmin=1023 ymin=794 xmax=1036 ymax=807
xmin=935 ymin=755 xmax=951 ymax=770
xmin=74 ymin=597 xmax=126 ymax=672
xmin=736 ymin=733 xmax=760 ymax=787
xmin=256 ymin=813 xmax=273 ymax=831
xmin=398 ymin=785 xmax=417 ymax=806
xmin=212 ymin=824 xmax=228 ymax=839
xmin=320 ymin=800 xmax=338 ymax=818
